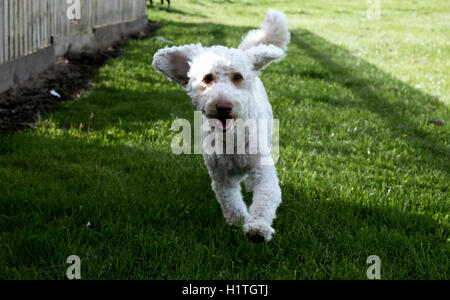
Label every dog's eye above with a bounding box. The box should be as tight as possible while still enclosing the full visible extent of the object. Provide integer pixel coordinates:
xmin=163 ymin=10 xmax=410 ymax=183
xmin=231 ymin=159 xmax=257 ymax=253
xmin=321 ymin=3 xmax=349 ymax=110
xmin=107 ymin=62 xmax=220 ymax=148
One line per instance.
xmin=232 ymin=73 xmax=243 ymax=82
xmin=203 ymin=74 xmax=214 ymax=84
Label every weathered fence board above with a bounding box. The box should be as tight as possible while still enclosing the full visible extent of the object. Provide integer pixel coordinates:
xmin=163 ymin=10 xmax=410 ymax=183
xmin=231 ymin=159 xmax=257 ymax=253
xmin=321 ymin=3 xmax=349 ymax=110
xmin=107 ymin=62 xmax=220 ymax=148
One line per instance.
xmin=0 ymin=0 xmax=147 ymax=65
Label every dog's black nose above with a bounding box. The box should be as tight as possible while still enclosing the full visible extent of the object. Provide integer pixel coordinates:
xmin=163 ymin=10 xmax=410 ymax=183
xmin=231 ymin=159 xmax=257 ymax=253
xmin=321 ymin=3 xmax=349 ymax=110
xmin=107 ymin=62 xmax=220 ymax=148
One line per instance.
xmin=216 ymin=101 xmax=233 ymax=116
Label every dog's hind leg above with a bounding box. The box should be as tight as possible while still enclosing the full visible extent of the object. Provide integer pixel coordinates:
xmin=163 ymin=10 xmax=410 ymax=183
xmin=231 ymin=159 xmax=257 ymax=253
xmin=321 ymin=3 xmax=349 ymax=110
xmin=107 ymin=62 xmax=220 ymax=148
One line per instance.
xmin=244 ymin=164 xmax=282 ymax=242
xmin=211 ymin=179 xmax=248 ymax=227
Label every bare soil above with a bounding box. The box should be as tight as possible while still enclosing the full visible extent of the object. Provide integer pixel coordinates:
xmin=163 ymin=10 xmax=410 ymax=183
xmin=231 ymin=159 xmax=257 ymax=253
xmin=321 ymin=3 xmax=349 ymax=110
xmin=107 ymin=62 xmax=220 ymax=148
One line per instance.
xmin=0 ymin=22 xmax=162 ymax=133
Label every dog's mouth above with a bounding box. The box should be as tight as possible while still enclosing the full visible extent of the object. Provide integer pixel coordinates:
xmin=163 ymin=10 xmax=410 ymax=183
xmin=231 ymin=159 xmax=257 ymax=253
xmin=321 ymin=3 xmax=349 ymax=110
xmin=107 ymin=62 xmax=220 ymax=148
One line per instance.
xmin=207 ymin=114 xmax=236 ymax=132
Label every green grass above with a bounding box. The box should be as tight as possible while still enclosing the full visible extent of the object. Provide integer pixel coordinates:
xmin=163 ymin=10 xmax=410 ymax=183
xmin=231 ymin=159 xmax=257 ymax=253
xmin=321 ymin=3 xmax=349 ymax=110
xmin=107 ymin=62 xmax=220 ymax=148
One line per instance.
xmin=0 ymin=0 xmax=449 ymax=279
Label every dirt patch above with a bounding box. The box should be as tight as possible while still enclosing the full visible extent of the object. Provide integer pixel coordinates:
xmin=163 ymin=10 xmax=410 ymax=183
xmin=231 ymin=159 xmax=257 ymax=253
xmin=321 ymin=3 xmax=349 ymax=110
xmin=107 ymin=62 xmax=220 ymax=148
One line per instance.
xmin=0 ymin=22 xmax=162 ymax=133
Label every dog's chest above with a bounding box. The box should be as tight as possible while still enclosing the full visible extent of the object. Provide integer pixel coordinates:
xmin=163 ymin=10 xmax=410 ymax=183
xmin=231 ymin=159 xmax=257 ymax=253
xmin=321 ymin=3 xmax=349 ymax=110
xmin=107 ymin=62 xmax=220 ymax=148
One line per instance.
xmin=204 ymin=152 xmax=250 ymax=176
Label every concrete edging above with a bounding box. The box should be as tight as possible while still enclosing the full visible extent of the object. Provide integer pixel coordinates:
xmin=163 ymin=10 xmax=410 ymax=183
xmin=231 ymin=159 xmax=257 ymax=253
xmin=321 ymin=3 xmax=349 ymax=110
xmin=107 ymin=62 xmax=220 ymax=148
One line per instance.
xmin=0 ymin=15 xmax=148 ymax=94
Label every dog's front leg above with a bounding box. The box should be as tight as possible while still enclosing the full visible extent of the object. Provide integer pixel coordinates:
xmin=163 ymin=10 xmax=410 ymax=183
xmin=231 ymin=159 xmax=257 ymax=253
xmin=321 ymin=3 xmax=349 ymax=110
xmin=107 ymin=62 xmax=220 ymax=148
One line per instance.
xmin=211 ymin=179 xmax=248 ymax=227
xmin=244 ymin=163 xmax=282 ymax=242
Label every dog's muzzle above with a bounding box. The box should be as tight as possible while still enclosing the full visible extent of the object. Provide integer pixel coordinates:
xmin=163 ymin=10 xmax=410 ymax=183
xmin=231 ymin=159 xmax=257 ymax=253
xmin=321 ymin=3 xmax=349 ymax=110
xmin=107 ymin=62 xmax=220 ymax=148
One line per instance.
xmin=206 ymin=100 xmax=236 ymax=131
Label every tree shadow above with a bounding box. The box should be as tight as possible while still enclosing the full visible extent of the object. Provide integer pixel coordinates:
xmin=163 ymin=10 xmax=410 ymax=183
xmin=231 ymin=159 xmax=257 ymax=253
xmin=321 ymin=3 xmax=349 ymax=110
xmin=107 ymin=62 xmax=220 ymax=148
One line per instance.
xmin=147 ymin=4 xmax=208 ymax=19
xmin=51 ymin=20 xmax=448 ymax=173
xmin=2 ymin=20 xmax=448 ymax=279
xmin=275 ymin=183 xmax=449 ymax=279
xmin=0 ymin=129 xmax=447 ymax=279
xmin=288 ymin=29 xmax=449 ymax=174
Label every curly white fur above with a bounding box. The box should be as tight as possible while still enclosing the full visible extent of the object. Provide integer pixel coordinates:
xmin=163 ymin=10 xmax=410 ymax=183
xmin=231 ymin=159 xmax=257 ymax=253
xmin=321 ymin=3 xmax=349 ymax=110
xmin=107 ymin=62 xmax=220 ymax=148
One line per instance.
xmin=239 ymin=9 xmax=291 ymax=51
xmin=153 ymin=9 xmax=289 ymax=242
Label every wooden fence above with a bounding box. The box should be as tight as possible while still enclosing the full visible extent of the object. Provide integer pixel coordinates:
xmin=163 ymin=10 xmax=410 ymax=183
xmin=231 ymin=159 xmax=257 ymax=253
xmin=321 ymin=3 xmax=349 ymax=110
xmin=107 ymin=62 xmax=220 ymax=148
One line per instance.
xmin=0 ymin=0 xmax=147 ymax=65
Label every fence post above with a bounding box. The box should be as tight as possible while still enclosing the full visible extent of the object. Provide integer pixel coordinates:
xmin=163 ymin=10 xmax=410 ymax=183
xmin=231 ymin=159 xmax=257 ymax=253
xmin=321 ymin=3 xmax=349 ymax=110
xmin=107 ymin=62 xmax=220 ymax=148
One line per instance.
xmin=0 ymin=0 xmax=148 ymax=66
xmin=0 ymin=0 xmax=4 ymax=63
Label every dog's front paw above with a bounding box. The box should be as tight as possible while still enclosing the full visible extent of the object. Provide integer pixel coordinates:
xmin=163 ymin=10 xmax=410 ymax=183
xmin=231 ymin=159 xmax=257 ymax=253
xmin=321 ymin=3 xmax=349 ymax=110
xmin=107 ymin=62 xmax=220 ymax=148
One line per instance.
xmin=243 ymin=220 xmax=275 ymax=243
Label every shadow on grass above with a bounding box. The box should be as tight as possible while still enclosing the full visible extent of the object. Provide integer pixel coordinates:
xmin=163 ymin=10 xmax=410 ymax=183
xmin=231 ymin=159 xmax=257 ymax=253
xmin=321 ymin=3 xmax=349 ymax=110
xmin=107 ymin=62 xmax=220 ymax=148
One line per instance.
xmin=51 ymin=87 xmax=195 ymax=130
xmin=289 ymin=31 xmax=449 ymax=173
xmin=0 ymin=133 xmax=447 ymax=279
xmin=276 ymin=183 xmax=449 ymax=279
xmin=0 ymin=20 xmax=448 ymax=279
xmin=57 ymin=21 xmax=448 ymax=173
xmin=148 ymin=4 xmax=208 ymax=19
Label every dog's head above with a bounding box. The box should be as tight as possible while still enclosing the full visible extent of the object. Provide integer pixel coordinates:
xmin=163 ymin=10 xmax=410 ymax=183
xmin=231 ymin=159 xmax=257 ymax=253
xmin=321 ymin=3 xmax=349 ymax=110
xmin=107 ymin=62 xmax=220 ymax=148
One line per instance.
xmin=152 ymin=9 xmax=290 ymax=129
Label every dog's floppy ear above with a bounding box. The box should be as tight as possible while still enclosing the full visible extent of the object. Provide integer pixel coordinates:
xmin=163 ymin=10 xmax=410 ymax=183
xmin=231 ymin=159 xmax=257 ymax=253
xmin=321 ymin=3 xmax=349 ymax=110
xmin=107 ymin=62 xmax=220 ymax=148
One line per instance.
xmin=245 ymin=44 xmax=285 ymax=71
xmin=152 ymin=43 xmax=203 ymax=86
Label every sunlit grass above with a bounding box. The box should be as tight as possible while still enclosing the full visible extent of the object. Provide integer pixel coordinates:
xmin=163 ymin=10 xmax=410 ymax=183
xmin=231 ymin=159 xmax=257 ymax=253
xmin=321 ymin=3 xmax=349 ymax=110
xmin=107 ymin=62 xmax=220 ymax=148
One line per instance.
xmin=0 ymin=0 xmax=448 ymax=279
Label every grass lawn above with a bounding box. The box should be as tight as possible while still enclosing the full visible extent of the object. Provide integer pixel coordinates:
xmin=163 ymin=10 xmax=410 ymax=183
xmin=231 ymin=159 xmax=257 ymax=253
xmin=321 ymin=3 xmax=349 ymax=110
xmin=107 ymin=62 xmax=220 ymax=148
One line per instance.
xmin=0 ymin=0 xmax=448 ymax=279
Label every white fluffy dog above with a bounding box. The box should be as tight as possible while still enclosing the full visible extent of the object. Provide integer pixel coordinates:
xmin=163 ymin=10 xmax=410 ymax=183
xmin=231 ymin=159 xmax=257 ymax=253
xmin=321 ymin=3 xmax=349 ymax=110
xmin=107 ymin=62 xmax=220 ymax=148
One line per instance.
xmin=153 ymin=9 xmax=290 ymax=242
